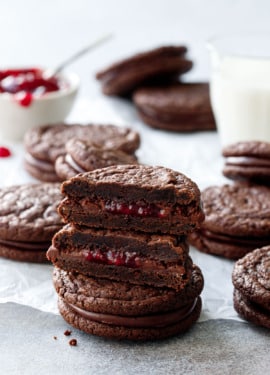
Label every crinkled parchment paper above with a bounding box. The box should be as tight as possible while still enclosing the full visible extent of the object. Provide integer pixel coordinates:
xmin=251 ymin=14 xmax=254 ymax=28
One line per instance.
xmin=0 ymin=96 xmax=241 ymax=321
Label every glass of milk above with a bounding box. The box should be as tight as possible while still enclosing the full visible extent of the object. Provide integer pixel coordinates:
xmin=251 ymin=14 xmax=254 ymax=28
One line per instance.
xmin=208 ymin=33 xmax=270 ymax=146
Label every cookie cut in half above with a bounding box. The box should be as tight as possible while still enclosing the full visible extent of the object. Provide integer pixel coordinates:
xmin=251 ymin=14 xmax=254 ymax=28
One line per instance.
xmin=58 ymin=164 xmax=205 ymax=235
xmin=48 ymin=224 xmax=192 ymax=291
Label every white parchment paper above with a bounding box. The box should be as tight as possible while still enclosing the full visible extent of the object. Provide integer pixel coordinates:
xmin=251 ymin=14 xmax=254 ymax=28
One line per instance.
xmin=0 ymin=96 xmax=241 ymax=321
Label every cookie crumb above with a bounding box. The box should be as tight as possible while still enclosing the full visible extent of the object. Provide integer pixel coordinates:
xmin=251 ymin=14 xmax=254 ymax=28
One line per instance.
xmin=64 ymin=330 xmax=72 ymax=336
xmin=69 ymin=339 xmax=77 ymax=346
xmin=53 ymin=336 xmax=57 ymax=340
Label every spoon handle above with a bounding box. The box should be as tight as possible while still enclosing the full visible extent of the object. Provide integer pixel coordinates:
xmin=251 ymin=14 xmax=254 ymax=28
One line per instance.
xmin=53 ymin=33 xmax=113 ymax=75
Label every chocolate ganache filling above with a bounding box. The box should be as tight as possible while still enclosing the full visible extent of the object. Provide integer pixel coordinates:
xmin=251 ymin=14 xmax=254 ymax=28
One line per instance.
xmin=66 ymin=298 xmax=197 ymax=328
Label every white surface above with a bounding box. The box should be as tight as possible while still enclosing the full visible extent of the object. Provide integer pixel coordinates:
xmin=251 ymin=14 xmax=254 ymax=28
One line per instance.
xmin=1 ymin=0 xmax=270 ymax=323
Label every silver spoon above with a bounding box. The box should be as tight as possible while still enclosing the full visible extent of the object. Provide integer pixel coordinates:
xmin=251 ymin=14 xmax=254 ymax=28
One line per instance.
xmin=44 ymin=33 xmax=113 ymax=78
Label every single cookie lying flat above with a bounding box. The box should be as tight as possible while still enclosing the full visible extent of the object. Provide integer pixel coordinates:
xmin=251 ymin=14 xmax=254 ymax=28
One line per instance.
xmin=0 ymin=183 xmax=63 ymax=263
xmin=48 ymin=224 xmax=192 ymax=291
xmin=189 ymin=184 xmax=270 ymax=259
xmin=53 ymin=265 xmax=203 ymax=340
xmin=24 ymin=123 xmax=140 ymax=182
xmin=55 ymin=139 xmax=138 ymax=181
xmin=232 ymin=246 xmax=270 ymax=329
xmin=58 ymin=164 xmax=205 ymax=235
xmin=133 ymin=83 xmax=216 ymax=132
xmin=222 ymin=141 xmax=270 ymax=184
xmin=96 ymin=46 xmax=193 ymax=96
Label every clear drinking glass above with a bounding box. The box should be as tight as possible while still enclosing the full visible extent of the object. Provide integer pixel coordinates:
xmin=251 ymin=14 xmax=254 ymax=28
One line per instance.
xmin=207 ymin=33 xmax=270 ymax=146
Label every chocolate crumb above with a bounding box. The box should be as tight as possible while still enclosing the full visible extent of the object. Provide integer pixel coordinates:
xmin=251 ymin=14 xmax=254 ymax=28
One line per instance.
xmin=53 ymin=336 xmax=57 ymax=340
xmin=64 ymin=330 xmax=72 ymax=336
xmin=69 ymin=339 xmax=77 ymax=346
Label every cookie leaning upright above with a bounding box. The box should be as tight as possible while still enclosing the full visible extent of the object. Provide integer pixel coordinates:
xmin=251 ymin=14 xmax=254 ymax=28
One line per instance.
xmin=95 ymin=46 xmax=193 ymax=96
xmin=55 ymin=139 xmax=138 ymax=181
xmin=232 ymin=246 xmax=270 ymax=329
xmin=0 ymin=183 xmax=63 ymax=263
xmin=58 ymin=164 xmax=204 ymax=234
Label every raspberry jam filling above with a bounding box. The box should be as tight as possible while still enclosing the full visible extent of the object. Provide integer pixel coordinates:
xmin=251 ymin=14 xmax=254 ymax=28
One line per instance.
xmin=0 ymin=146 xmax=11 ymax=157
xmin=0 ymin=68 xmax=62 ymax=107
xmin=84 ymin=249 xmax=140 ymax=268
xmin=104 ymin=200 xmax=166 ymax=218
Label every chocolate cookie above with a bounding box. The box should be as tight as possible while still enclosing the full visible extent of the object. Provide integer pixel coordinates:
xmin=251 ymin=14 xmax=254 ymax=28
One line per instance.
xmin=58 ymin=165 xmax=205 ymax=235
xmin=48 ymin=224 xmax=192 ymax=291
xmin=232 ymin=246 xmax=270 ymax=329
xmin=24 ymin=123 xmax=140 ymax=182
xmin=133 ymin=83 xmax=216 ymax=132
xmin=0 ymin=183 xmax=63 ymax=263
xmin=189 ymin=184 xmax=270 ymax=259
xmin=53 ymin=265 xmax=203 ymax=316
xmin=222 ymin=141 xmax=270 ymax=184
xmin=54 ymin=265 xmax=203 ymax=340
xmin=96 ymin=46 xmax=193 ymax=96
xmin=55 ymin=139 xmax=138 ymax=181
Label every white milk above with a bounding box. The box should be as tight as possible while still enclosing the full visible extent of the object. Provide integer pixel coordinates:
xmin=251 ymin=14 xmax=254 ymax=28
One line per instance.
xmin=210 ymin=56 xmax=270 ymax=146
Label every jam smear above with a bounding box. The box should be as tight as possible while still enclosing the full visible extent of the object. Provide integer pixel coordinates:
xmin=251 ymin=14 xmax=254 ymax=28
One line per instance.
xmin=0 ymin=146 xmax=11 ymax=158
xmin=85 ymin=249 xmax=140 ymax=268
xmin=105 ymin=200 xmax=166 ymax=218
xmin=0 ymin=68 xmax=61 ymax=107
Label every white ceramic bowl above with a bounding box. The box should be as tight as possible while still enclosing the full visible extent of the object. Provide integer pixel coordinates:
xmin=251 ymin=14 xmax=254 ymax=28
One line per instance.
xmin=0 ymin=69 xmax=79 ymax=141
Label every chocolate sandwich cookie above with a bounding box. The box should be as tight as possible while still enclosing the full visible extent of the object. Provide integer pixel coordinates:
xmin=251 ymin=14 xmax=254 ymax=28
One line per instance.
xmin=133 ymin=83 xmax=216 ymax=132
xmin=55 ymin=139 xmax=138 ymax=181
xmin=189 ymin=184 xmax=270 ymax=259
xmin=232 ymin=246 xmax=270 ymax=329
xmin=0 ymin=183 xmax=63 ymax=263
xmin=222 ymin=141 xmax=270 ymax=184
xmin=96 ymin=46 xmax=193 ymax=96
xmin=24 ymin=123 xmax=140 ymax=182
xmin=58 ymin=165 xmax=205 ymax=235
xmin=53 ymin=265 xmax=203 ymax=340
xmin=48 ymin=224 xmax=192 ymax=291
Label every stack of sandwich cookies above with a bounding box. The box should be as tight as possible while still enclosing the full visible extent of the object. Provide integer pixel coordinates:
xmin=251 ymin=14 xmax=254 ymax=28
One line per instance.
xmin=0 ymin=183 xmax=63 ymax=263
xmin=24 ymin=123 xmax=140 ymax=182
xmin=47 ymin=164 xmax=205 ymax=340
xmin=232 ymin=246 xmax=270 ymax=329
